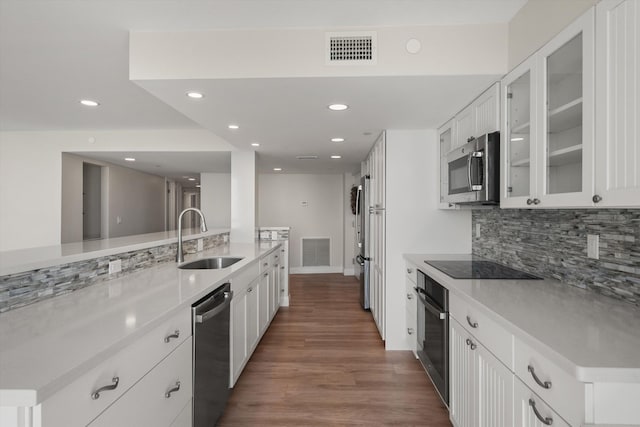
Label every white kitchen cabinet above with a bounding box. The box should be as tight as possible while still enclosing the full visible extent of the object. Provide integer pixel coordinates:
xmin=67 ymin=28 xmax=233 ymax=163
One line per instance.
xmin=514 ymin=378 xmax=570 ymax=427
xmin=270 ymin=264 xmax=280 ymax=318
xmin=89 ymin=337 xmax=192 ymax=427
xmin=438 ymin=119 xmax=460 ymax=210
xmin=449 ymin=318 xmax=513 ymax=427
xmin=404 ymin=263 xmax=418 ymax=355
xmin=169 ymin=399 xmax=192 ymax=427
xmin=231 ymin=286 xmax=247 ymax=384
xmin=246 ymin=280 xmax=259 ymax=353
xmin=454 ymin=104 xmax=475 ymax=150
xmin=501 ymin=8 xmax=595 ymax=208
xmin=452 ymin=83 xmax=500 ymax=150
xmin=258 ymin=271 xmax=269 ymax=334
xmin=594 ymin=0 xmax=640 ymax=207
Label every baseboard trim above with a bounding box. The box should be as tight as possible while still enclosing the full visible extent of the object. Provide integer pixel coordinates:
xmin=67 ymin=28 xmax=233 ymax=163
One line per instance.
xmin=343 ymin=268 xmax=355 ymax=276
xmin=290 ymin=266 xmax=343 ymax=274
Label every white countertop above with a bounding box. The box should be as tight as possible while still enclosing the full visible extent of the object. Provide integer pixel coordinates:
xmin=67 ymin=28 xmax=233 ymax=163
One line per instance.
xmin=404 ymin=253 xmax=640 ymax=384
xmin=0 ymin=228 xmax=230 ymax=276
xmin=0 ymin=241 xmax=279 ymax=407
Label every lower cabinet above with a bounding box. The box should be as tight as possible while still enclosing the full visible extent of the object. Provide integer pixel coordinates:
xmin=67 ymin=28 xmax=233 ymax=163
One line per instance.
xmin=89 ymin=337 xmax=193 ymax=427
xmin=514 ymin=378 xmax=570 ymax=427
xmin=450 ymin=318 xmax=513 ymax=427
xmin=169 ymin=399 xmax=192 ymax=427
xmin=258 ymin=272 xmax=269 ymax=334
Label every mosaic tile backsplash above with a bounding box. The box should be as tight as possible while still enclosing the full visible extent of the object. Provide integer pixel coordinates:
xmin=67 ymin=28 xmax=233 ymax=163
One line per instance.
xmin=472 ymin=209 xmax=640 ymax=306
xmin=0 ymin=232 xmax=228 ymax=313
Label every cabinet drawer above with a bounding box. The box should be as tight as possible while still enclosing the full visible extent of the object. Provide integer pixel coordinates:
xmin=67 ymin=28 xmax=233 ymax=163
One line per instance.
xmin=405 ymin=263 xmax=417 ymax=284
xmin=170 ymin=399 xmax=193 ymax=427
xmin=90 ymin=337 xmax=193 ymax=427
xmin=271 ymin=250 xmax=280 ymax=267
xmin=514 ymin=377 xmax=571 ymax=427
xmin=40 ymin=309 xmax=191 ymax=427
xmin=449 ymin=292 xmax=513 ymax=368
xmin=231 ymin=261 xmax=259 ymax=292
xmin=259 ymin=253 xmax=272 ymax=273
xmin=514 ymin=337 xmax=584 ymax=427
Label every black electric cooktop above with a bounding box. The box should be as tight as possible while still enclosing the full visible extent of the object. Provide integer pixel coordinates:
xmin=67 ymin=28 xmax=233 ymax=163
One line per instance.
xmin=423 ymin=260 xmax=542 ymax=280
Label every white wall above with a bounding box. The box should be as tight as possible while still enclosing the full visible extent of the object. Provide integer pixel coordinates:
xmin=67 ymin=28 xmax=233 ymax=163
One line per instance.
xmin=200 ymin=173 xmax=231 ymax=228
xmin=258 ymin=173 xmax=344 ymax=273
xmin=61 ymin=153 xmax=84 ymax=243
xmin=384 ymin=129 xmax=472 ymax=350
xmin=230 ymin=151 xmax=257 ymax=243
xmin=343 ymin=172 xmax=357 ymax=276
xmin=508 ymin=0 xmax=598 ymax=69
xmin=0 ymin=129 xmax=232 ymax=251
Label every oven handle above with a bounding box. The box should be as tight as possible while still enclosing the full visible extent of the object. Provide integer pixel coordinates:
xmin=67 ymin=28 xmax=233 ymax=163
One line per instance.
xmin=415 ymin=291 xmax=448 ymax=320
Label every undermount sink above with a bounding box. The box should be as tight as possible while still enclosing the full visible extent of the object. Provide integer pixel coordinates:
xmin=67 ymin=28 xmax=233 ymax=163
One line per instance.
xmin=178 ymin=257 xmax=243 ymax=270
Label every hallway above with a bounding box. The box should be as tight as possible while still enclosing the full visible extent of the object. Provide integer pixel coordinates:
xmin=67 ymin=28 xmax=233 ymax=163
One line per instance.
xmin=218 ymin=273 xmax=451 ymax=426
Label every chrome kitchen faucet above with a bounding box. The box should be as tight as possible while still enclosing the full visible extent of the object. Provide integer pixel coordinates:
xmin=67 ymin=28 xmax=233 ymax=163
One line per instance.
xmin=176 ymin=208 xmax=208 ymax=263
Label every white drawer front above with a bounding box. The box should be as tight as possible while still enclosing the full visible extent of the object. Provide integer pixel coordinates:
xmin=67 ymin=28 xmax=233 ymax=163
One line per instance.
xmin=405 ymin=263 xmax=417 ymax=284
xmin=41 ymin=309 xmax=191 ymax=427
xmin=449 ymin=292 xmax=513 ymax=368
xmin=231 ymin=261 xmax=259 ymax=292
xmin=514 ymin=377 xmax=571 ymax=427
xmin=514 ymin=337 xmax=584 ymax=427
xmin=90 ymin=337 xmax=193 ymax=427
xmin=170 ymin=399 xmax=193 ymax=427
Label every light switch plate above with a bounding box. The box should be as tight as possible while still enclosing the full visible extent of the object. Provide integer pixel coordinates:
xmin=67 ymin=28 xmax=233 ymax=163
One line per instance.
xmin=475 ymin=223 xmax=481 ymax=238
xmin=197 ymin=238 xmax=204 ymax=251
xmin=108 ymin=259 xmax=122 ymax=274
xmin=587 ymin=234 xmax=599 ymax=259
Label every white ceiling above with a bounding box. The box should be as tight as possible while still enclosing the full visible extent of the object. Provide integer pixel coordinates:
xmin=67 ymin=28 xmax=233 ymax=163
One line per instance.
xmin=0 ymin=0 xmax=527 ymax=173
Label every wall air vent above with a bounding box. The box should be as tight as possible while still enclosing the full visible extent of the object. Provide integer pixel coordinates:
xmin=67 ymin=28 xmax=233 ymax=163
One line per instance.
xmin=296 ymin=155 xmax=319 ymax=160
xmin=302 ymin=238 xmax=330 ymax=267
xmin=326 ymin=31 xmax=377 ymax=65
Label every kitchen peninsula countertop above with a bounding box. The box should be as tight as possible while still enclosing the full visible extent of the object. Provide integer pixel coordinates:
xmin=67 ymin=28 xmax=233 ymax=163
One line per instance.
xmin=0 ymin=241 xmax=279 ymax=407
xmin=404 ymin=253 xmax=640 ymax=384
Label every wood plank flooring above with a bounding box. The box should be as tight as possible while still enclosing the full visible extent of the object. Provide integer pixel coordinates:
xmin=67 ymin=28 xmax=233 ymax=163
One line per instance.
xmin=218 ymin=273 xmax=451 ymax=426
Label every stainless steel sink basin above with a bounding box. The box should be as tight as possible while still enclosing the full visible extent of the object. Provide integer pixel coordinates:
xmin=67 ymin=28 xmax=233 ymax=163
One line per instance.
xmin=178 ymin=257 xmax=243 ymax=270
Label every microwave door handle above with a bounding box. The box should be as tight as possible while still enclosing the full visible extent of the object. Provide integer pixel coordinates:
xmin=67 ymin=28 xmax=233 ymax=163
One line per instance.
xmin=467 ymin=153 xmax=473 ymax=190
xmin=471 ymin=152 xmax=484 ymax=191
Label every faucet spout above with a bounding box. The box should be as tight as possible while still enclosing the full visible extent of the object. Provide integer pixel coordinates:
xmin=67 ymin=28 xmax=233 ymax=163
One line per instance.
xmin=177 ymin=208 xmax=208 ymax=263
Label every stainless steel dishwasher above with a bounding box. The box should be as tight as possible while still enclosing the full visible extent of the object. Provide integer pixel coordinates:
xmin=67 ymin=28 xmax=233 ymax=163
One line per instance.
xmin=192 ymin=282 xmax=233 ymax=426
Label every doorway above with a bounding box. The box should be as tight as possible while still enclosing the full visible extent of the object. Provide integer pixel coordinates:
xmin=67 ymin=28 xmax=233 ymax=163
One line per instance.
xmin=83 ymin=162 xmax=102 ymax=240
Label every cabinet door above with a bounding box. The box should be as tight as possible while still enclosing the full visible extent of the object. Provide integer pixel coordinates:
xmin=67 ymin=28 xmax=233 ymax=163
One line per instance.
xmin=438 ymin=119 xmax=459 ymax=209
xmin=514 ymin=379 xmax=571 ymax=427
xmin=474 ymin=82 xmax=500 ymax=136
xmin=595 ymin=0 xmax=640 ymax=207
xmin=449 ymin=319 xmax=475 ymax=427
xmin=246 ymin=282 xmax=259 ymax=353
xmin=536 ymin=8 xmax=595 ymax=207
xmin=476 ymin=343 xmax=513 ymax=427
xmin=454 ymin=105 xmax=475 ymax=149
xmin=258 ymin=273 xmax=269 ymax=334
xmin=231 ymin=290 xmax=247 ymax=384
xmin=501 ymin=57 xmax=537 ymax=208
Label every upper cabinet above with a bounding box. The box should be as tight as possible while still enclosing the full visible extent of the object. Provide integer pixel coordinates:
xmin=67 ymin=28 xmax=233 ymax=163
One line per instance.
xmin=501 ymin=8 xmax=595 ymax=208
xmin=594 ymin=0 xmax=640 ymax=207
xmin=452 ymin=83 xmax=501 ymax=150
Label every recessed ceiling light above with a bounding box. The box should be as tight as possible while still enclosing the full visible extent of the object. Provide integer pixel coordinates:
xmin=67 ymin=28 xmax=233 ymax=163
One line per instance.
xmin=331 ymin=155 xmax=342 ymax=159
xmin=511 ymin=137 xmax=524 ymax=141
xmin=80 ymin=99 xmax=99 ymax=107
xmin=124 ymin=157 xmax=135 ymax=162
xmin=228 ymin=124 xmax=239 ymax=130
xmin=331 ymin=138 xmax=345 ymax=143
xmin=273 ymin=168 xmax=282 ymax=171
xmin=188 ymin=178 xmax=196 ymax=181
xmin=251 ymin=143 xmax=260 ymax=147
xmin=186 ymin=92 xmax=204 ymax=99
xmin=328 ymin=104 xmax=348 ymax=111
xmin=195 ymin=184 xmax=201 ymax=188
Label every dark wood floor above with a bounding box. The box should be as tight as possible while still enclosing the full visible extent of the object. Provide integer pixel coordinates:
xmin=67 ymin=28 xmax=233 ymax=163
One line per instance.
xmin=218 ymin=273 xmax=451 ymax=426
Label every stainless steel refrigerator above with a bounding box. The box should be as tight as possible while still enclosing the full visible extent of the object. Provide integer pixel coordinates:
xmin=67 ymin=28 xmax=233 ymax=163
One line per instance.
xmin=356 ymin=175 xmax=370 ymax=310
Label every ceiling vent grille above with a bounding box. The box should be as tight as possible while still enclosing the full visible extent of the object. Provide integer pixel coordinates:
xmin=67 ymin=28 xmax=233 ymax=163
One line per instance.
xmin=326 ymin=31 xmax=377 ymax=65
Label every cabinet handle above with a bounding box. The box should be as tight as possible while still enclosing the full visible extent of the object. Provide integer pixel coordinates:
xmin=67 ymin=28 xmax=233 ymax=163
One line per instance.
xmin=528 ymin=365 xmax=552 ymax=389
xmin=592 ymin=194 xmax=602 ymax=203
xmin=526 ymin=198 xmax=533 ymax=205
xmin=263 ymin=262 xmax=268 ymax=267
xmin=529 ymin=398 xmax=553 ymax=425
xmin=275 ymin=255 xmax=279 ymax=259
xmin=165 ymin=381 xmax=181 ymax=398
xmin=407 ymin=328 xmax=414 ymax=335
xmin=465 ymin=338 xmax=477 ymax=350
xmin=247 ymin=287 xmax=253 ymax=293
xmin=466 ymin=316 xmax=478 ymax=328
xmin=281 ymin=266 xmax=285 ymax=269
xmin=407 ymin=268 xmax=413 ymax=274
xmin=533 ymin=198 xmax=540 ymax=205
xmin=91 ymin=377 xmax=119 ymax=400
xmin=467 ymin=136 xmax=474 ymax=142
xmin=407 ymin=293 xmax=413 ymax=300
xmin=164 ymin=330 xmax=180 ymax=343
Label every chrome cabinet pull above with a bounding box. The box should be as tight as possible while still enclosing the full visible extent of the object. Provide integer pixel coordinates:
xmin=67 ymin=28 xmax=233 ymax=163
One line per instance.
xmin=281 ymin=266 xmax=285 ymax=269
xmin=164 ymin=330 xmax=180 ymax=343
xmin=407 ymin=293 xmax=413 ymax=300
xmin=592 ymin=194 xmax=602 ymax=203
xmin=247 ymin=287 xmax=253 ymax=293
xmin=407 ymin=268 xmax=413 ymax=274
xmin=466 ymin=316 xmax=478 ymax=328
xmin=263 ymin=262 xmax=268 ymax=267
xmin=165 ymin=381 xmax=181 ymax=398
xmin=264 ymin=272 xmax=269 ymax=277
xmin=529 ymin=399 xmax=553 ymax=425
xmin=527 ymin=198 xmax=533 ymax=205
xmin=533 ymin=198 xmax=540 ymax=205
xmin=91 ymin=377 xmax=119 ymax=400
xmin=528 ymin=365 xmax=552 ymax=389
xmin=407 ymin=328 xmax=414 ymax=335
xmin=465 ymin=338 xmax=477 ymax=350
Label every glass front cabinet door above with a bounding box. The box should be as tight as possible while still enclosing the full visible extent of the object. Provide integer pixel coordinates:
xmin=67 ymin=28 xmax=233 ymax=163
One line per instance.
xmin=501 ymin=8 xmax=595 ymax=208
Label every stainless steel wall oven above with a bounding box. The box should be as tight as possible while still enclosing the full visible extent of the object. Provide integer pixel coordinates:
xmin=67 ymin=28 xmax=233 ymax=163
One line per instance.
xmin=415 ymin=270 xmax=449 ymax=406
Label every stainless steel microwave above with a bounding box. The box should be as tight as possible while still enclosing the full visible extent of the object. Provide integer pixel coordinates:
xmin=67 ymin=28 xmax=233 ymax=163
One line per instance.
xmin=445 ymin=132 xmax=500 ymax=205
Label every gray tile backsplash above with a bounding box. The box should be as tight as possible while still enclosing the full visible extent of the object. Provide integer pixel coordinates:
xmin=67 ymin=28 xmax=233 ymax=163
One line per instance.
xmin=472 ymin=209 xmax=640 ymax=306
xmin=0 ymin=232 xmax=228 ymax=313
